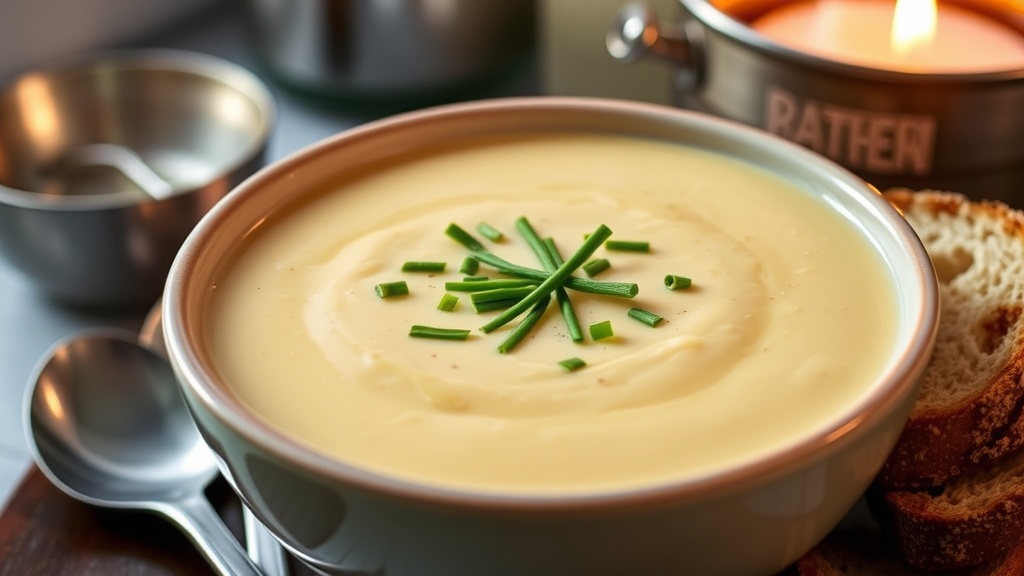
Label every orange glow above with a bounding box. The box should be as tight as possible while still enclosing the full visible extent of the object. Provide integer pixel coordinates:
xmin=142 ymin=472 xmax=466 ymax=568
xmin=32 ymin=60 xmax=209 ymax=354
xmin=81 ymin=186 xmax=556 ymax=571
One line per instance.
xmin=41 ymin=380 xmax=65 ymax=422
xmin=16 ymin=76 xmax=61 ymax=153
xmin=891 ymin=0 xmax=938 ymax=56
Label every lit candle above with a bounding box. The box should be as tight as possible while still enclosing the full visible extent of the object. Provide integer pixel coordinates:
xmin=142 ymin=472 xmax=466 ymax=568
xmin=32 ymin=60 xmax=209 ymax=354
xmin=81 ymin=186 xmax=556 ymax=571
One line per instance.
xmin=751 ymin=0 xmax=1024 ymax=73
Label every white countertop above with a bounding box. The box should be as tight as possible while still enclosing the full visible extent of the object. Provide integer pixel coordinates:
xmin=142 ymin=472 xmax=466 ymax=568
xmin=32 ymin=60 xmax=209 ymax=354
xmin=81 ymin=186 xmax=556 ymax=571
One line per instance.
xmin=0 ymin=3 xmax=537 ymax=512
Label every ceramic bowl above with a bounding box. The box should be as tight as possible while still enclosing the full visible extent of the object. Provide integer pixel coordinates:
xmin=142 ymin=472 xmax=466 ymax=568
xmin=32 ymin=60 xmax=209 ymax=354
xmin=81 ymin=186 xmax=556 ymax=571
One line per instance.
xmin=163 ymin=97 xmax=938 ymax=576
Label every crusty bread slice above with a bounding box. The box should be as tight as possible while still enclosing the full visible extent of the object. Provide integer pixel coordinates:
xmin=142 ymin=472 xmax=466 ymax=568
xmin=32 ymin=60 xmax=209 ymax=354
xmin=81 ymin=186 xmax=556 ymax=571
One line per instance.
xmin=796 ymin=517 xmax=1024 ymax=575
xmin=880 ymin=443 xmax=1024 ymax=571
xmin=876 ymin=189 xmax=1024 ymax=489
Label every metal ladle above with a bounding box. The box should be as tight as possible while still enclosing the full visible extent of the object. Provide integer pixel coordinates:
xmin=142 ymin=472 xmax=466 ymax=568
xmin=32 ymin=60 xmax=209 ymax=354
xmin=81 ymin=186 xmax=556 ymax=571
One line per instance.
xmin=24 ymin=328 xmax=262 ymax=576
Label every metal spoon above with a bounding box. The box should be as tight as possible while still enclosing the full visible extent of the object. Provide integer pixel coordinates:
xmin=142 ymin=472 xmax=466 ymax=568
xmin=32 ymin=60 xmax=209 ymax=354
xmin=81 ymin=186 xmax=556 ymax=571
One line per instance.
xmin=24 ymin=328 xmax=262 ymax=576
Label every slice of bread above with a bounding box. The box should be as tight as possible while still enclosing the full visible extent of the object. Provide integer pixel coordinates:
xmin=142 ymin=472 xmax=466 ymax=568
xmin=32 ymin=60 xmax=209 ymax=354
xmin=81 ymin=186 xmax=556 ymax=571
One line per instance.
xmin=876 ymin=189 xmax=1024 ymax=489
xmin=881 ymin=442 xmax=1024 ymax=570
xmin=796 ymin=516 xmax=1024 ymax=575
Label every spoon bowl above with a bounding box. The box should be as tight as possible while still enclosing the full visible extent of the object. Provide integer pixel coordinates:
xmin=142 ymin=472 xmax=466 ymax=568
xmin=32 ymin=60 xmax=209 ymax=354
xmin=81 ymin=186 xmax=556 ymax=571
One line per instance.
xmin=24 ymin=328 xmax=261 ymax=576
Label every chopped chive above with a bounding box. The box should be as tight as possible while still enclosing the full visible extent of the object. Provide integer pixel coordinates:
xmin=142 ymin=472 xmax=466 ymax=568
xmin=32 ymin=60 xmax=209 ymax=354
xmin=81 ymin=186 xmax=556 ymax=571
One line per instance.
xmin=470 ymin=286 xmax=537 ymax=304
xmin=445 ymin=223 xmax=485 ymax=251
xmin=409 ymin=325 xmax=470 ymax=340
xmin=582 ymin=258 xmax=611 ymax=277
xmin=459 ymin=256 xmax=480 ymax=275
xmin=517 ymin=218 xmax=584 ymax=344
xmin=447 ymin=279 xmax=536 ymax=292
xmin=437 ymin=293 xmax=459 ymax=312
xmin=627 ymin=308 xmax=664 ymax=327
xmin=606 ymin=240 xmax=650 ymax=252
xmin=543 ymin=237 xmax=584 ymax=343
xmin=446 ymin=278 xmax=536 ymax=292
xmin=472 ymin=298 xmax=520 ymax=313
xmin=477 ymin=222 xmax=504 ymax=242
xmin=463 ymin=275 xmax=489 ymax=282
xmin=498 ymin=294 xmax=551 ymax=354
xmin=465 ymin=249 xmax=638 ymax=298
xmin=480 ymin=224 xmax=614 ymax=334
xmin=589 ymin=320 xmax=614 ymax=341
xmin=665 ymin=275 xmax=692 ymax=290
xmin=558 ymin=357 xmax=586 ymax=372
xmin=374 ymin=281 xmax=409 ymax=298
xmin=401 ymin=261 xmax=446 ymax=273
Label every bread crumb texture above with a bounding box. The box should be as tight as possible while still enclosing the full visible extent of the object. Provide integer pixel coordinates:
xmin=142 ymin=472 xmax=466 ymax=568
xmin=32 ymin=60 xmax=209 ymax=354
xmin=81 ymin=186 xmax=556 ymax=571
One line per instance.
xmin=878 ymin=190 xmax=1024 ymax=488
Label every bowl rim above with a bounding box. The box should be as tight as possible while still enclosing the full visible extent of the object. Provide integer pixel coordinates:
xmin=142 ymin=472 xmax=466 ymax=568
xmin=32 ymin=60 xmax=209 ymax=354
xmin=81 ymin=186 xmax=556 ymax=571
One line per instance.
xmin=0 ymin=48 xmax=276 ymax=211
xmin=164 ymin=96 xmax=939 ymax=512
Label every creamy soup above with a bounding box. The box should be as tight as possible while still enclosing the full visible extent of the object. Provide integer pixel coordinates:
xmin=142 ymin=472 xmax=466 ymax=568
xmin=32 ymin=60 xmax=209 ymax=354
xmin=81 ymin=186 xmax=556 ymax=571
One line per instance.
xmin=207 ymin=133 xmax=898 ymax=495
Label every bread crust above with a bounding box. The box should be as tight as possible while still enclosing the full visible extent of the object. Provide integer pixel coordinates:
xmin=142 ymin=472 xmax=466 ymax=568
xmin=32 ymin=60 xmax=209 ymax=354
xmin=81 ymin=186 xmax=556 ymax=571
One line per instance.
xmin=876 ymin=190 xmax=1024 ymax=489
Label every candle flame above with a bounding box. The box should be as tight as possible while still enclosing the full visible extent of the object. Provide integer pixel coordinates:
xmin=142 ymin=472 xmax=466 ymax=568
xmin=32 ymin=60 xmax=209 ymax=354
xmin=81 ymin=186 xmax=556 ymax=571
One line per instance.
xmin=891 ymin=0 xmax=938 ymax=56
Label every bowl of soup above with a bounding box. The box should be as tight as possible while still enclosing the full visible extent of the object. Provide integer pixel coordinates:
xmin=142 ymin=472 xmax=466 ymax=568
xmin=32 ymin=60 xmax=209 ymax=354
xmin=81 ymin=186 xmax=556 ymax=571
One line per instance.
xmin=162 ymin=97 xmax=938 ymax=576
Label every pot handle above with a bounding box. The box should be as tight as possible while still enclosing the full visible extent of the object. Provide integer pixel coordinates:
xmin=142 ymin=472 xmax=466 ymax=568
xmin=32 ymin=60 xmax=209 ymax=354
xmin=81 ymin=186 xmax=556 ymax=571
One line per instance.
xmin=607 ymin=2 xmax=694 ymax=67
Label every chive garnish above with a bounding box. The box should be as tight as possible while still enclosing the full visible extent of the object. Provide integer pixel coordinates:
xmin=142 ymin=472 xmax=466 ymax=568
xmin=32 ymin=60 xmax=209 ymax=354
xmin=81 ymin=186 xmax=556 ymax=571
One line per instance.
xmin=497 ymin=294 xmax=551 ymax=354
xmin=437 ymin=293 xmax=459 ymax=312
xmin=463 ymin=275 xmax=489 ymax=282
xmin=445 ymin=279 xmax=536 ymax=292
xmin=459 ymin=256 xmax=480 ymax=275
xmin=627 ymin=308 xmax=664 ymax=327
xmin=468 ymin=250 xmax=638 ymax=298
xmin=445 ymin=223 xmax=485 ymax=251
xmin=582 ymin=258 xmax=611 ymax=277
xmin=606 ymin=240 xmax=650 ymax=252
xmin=480 ymin=224 xmax=613 ymax=334
xmin=589 ymin=320 xmax=614 ymax=341
xmin=665 ymin=275 xmax=692 ymax=290
xmin=402 ymin=261 xmax=446 ymax=273
xmin=374 ymin=281 xmax=409 ymax=298
xmin=543 ymin=236 xmax=585 ymax=343
xmin=477 ymin=222 xmax=504 ymax=242
xmin=472 ymin=298 xmax=520 ymax=313
xmin=470 ymin=286 xmax=537 ymax=304
xmin=409 ymin=325 xmax=471 ymax=340
xmin=517 ymin=217 xmax=584 ymax=344
xmin=558 ymin=357 xmax=586 ymax=372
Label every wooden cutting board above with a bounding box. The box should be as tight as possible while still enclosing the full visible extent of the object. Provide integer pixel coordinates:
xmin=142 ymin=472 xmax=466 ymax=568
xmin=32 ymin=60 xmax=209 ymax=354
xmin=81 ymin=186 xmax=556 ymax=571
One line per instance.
xmin=0 ymin=465 xmax=310 ymax=576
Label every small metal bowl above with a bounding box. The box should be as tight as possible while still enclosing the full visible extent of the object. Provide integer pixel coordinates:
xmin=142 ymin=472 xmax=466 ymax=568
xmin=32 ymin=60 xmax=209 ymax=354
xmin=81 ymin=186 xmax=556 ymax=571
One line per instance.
xmin=0 ymin=49 xmax=275 ymax=309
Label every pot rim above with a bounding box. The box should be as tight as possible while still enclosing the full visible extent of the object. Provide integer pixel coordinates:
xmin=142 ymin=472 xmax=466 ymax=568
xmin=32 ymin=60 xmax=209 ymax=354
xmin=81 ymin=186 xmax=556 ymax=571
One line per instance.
xmin=0 ymin=48 xmax=275 ymax=211
xmin=163 ymin=96 xmax=938 ymax=513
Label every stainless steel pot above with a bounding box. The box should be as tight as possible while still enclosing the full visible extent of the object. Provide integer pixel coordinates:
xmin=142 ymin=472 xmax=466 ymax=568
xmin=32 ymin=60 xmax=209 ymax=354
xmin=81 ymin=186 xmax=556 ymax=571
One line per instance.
xmin=243 ymin=0 xmax=536 ymax=99
xmin=608 ymin=0 xmax=1024 ymax=205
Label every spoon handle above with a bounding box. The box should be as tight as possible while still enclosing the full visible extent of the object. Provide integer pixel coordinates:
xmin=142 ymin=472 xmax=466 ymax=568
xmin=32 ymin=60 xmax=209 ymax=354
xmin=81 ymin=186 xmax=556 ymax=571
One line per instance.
xmin=171 ymin=493 xmax=265 ymax=576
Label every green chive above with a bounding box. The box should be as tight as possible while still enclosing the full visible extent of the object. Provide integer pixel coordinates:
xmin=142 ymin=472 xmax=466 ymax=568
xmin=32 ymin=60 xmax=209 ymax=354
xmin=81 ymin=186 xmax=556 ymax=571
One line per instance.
xmin=558 ymin=357 xmax=586 ymax=372
xmin=627 ymin=308 xmax=664 ymax=327
xmin=445 ymin=223 xmax=485 ymax=251
xmin=409 ymin=325 xmax=470 ymax=340
xmin=480 ymin=224 xmax=614 ymax=334
xmin=459 ymin=256 xmax=480 ymax=275
xmin=606 ymin=240 xmax=650 ymax=252
xmin=477 ymin=222 xmax=504 ymax=242
xmin=374 ymin=281 xmax=409 ymax=298
xmin=437 ymin=293 xmax=459 ymax=312
xmin=497 ymin=294 xmax=551 ymax=354
xmin=472 ymin=298 xmax=519 ymax=313
xmin=463 ymin=275 xmax=489 ymax=282
xmin=665 ymin=275 xmax=692 ymax=290
xmin=589 ymin=320 xmax=614 ymax=341
xmin=470 ymin=286 xmax=537 ymax=304
xmin=517 ymin=218 xmax=584 ymax=344
xmin=543 ymin=237 xmax=584 ymax=343
xmin=445 ymin=279 xmax=536 ymax=292
xmin=469 ymin=250 xmax=638 ymax=298
xmin=401 ymin=261 xmax=446 ymax=273
xmin=582 ymin=258 xmax=611 ymax=277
